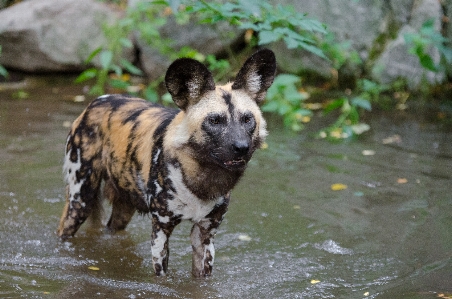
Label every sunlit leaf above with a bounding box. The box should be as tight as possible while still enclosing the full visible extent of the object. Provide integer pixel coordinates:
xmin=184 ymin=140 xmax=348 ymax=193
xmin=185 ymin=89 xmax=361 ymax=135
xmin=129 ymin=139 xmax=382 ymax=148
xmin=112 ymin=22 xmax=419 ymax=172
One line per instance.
xmin=99 ymin=50 xmax=113 ymax=70
xmin=258 ymin=30 xmax=281 ymax=44
xmin=350 ymin=123 xmax=370 ymax=135
xmin=74 ymin=68 xmax=98 ymax=83
xmin=84 ymin=47 xmax=102 ymax=64
xmin=324 ymin=98 xmax=346 ymax=114
xmin=73 ymin=95 xmax=85 ymax=102
xmin=238 ymin=234 xmax=252 ymax=241
xmin=120 ymin=59 xmax=143 ymax=76
xmin=361 ymin=150 xmax=375 ymax=156
xmin=351 ymin=97 xmax=372 ymax=111
xmin=0 ymin=65 xmax=8 ymax=78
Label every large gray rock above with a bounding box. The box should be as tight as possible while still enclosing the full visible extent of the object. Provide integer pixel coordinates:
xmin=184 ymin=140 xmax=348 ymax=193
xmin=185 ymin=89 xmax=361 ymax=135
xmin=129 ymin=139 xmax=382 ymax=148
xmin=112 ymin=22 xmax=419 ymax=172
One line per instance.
xmin=271 ymin=0 xmax=385 ymax=77
xmin=0 ymin=0 xmax=128 ymax=72
xmin=372 ymin=0 xmax=444 ymax=88
xmin=269 ymin=0 xmax=446 ymax=89
xmin=136 ymin=16 xmax=238 ymax=80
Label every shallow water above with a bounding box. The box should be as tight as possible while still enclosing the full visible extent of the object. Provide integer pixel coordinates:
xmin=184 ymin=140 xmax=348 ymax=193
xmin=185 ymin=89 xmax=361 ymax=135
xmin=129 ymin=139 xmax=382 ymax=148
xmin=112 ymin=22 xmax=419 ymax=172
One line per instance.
xmin=0 ymin=77 xmax=451 ymax=298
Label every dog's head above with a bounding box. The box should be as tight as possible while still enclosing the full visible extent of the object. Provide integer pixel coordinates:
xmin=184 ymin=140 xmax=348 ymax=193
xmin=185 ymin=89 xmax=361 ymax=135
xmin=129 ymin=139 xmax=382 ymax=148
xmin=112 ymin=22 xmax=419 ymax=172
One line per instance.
xmin=165 ymin=49 xmax=276 ymax=171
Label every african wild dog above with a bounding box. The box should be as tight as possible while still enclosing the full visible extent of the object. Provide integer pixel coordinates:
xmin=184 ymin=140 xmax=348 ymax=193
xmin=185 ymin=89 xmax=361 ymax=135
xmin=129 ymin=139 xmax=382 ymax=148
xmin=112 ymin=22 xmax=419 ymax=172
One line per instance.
xmin=57 ymin=49 xmax=276 ymax=277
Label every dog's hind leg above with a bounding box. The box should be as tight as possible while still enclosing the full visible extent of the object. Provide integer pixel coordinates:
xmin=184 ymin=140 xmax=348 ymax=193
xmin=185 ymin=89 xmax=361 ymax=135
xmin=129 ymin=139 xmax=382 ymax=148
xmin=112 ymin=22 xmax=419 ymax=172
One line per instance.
xmin=57 ymin=134 xmax=102 ymax=239
xmin=104 ymin=180 xmax=136 ymax=232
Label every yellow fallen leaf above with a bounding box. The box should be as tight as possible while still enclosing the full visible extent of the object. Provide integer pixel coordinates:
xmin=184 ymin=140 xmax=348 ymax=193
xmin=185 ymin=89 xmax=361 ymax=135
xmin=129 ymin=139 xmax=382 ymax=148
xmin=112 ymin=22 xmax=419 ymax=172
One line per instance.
xmin=88 ymin=266 xmax=100 ymax=271
xmin=331 ymin=183 xmax=347 ymax=191
xmin=310 ymin=279 xmax=320 ymax=284
xmin=260 ymin=142 xmax=268 ymax=149
xmin=364 ymin=291 xmax=370 ymax=296
xmin=293 ymin=205 xmax=301 ymax=210
xmin=397 ymin=178 xmax=408 ymax=184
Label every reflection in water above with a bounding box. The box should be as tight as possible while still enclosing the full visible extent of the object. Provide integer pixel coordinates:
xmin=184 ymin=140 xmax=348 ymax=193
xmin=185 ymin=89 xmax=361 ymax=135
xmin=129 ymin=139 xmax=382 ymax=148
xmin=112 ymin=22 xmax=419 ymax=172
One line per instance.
xmin=0 ymin=78 xmax=451 ymax=298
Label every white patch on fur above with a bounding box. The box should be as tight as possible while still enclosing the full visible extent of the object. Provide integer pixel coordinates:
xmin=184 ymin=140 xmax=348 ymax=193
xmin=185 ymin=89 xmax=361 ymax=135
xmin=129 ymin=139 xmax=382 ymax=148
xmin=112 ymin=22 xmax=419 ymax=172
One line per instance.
xmin=151 ymin=229 xmax=168 ymax=274
xmin=97 ymin=94 xmax=111 ymax=100
xmin=187 ymin=79 xmax=201 ymax=99
xmin=153 ymin=148 xmax=161 ymax=164
xmin=166 ymin=165 xmax=223 ymax=222
xmin=204 ymin=239 xmax=215 ymax=266
xmin=63 ymin=144 xmax=86 ymax=207
xmin=246 ymin=71 xmax=261 ymax=94
xmin=152 ymin=212 xmax=170 ymax=224
xmin=154 ymin=180 xmax=162 ymax=194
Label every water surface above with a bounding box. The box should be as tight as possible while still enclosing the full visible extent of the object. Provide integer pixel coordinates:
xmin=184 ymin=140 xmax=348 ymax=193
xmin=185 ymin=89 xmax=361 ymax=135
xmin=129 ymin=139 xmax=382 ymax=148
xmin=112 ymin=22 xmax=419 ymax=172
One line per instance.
xmin=0 ymin=77 xmax=451 ymax=298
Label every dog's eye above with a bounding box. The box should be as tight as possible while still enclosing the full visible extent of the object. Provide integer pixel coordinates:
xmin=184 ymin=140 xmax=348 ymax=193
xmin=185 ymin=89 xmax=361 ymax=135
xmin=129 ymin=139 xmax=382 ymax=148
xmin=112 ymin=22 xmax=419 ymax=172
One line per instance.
xmin=209 ymin=116 xmax=221 ymax=125
xmin=242 ymin=114 xmax=253 ymax=124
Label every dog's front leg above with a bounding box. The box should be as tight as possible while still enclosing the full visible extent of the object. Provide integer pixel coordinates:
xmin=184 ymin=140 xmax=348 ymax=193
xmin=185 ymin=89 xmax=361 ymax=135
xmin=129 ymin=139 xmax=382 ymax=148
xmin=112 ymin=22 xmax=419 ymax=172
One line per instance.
xmin=190 ymin=197 xmax=229 ymax=277
xmin=190 ymin=220 xmax=217 ymax=277
xmin=151 ymin=214 xmax=180 ymax=276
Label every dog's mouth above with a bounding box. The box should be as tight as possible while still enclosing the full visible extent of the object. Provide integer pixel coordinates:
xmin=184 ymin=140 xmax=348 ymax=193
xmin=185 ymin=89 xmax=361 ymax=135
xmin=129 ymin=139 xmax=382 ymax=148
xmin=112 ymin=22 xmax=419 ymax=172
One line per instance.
xmin=223 ymin=159 xmax=246 ymax=168
xmin=210 ymin=154 xmax=247 ymax=170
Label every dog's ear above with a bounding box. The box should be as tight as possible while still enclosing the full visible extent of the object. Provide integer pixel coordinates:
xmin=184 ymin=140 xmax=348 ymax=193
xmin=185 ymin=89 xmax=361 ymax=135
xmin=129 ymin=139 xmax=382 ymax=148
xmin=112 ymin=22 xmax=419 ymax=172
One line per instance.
xmin=232 ymin=49 xmax=276 ymax=104
xmin=165 ymin=58 xmax=215 ymax=110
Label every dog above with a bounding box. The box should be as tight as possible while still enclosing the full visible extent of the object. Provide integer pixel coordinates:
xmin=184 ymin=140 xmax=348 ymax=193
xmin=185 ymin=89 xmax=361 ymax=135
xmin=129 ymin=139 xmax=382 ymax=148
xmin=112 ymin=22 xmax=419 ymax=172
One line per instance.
xmin=57 ymin=49 xmax=276 ymax=277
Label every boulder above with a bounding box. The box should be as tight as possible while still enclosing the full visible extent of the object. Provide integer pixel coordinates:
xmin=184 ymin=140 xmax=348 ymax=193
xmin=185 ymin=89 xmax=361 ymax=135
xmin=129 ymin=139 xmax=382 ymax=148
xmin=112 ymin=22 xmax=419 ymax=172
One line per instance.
xmin=268 ymin=0 xmax=446 ymax=89
xmin=136 ymin=17 xmax=238 ymax=80
xmin=270 ymin=0 xmax=385 ymax=77
xmin=0 ymin=0 xmax=129 ymax=72
xmin=371 ymin=0 xmax=444 ymax=88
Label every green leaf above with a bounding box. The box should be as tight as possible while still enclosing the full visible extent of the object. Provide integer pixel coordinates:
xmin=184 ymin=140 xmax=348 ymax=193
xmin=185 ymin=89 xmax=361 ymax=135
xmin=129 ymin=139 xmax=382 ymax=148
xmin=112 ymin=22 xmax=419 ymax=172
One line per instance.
xmin=272 ymin=74 xmax=301 ymax=86
xmin=418 ymin=51 xmax=437 ymax=71
xmin=84 ymin=47 xmax=102 ymax=64
xmin=120 ymin=59 xmax=143 ymax=75
xmin=119 ymin=38 xmax=133 ymax=48
xmin=109 ymin=79 xmax=130 ymax=90
xmin=258 ymin=30 xmax=281 ymax=45
xmin=100 ymin=50 xmax=113 ymax=70
xmin=351 ymin=97 xmax=372 ymax=111
xmin=74 ymin=68 xmax=98 ymax=83
xmin=324 ymin=98 xmax=346 ymax=114
xmin=300 ymin=42 xmax=328 ymax=59
xmin=348 ymin=107 xmax=360 ymax=124
xmin=144 ymin=86 xmax=159 ymax=103
xmin=0 ymin=65 xmax=8 ymax=78
xmin=261 ymin=100 xmax=280 ymax=112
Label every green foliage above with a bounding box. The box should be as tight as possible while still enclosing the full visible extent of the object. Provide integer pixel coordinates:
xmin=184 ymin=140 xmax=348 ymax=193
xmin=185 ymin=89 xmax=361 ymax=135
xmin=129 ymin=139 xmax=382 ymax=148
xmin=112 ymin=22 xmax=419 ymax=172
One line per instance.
xmin=74 ymin=0 xmax=375 ymax=139
xmin=0 ymin=46 xmax=8 ymax=78
xmin=188 ymin=0 xmax=327 ymax=57
xmin=262 ymin=74 xmax=311 ymax=131
xmin=319 ymin=32 xmax=362 ymax=70
xmin=318 ymin=79 xmax=384 ymax=140
xmin=404 ymin=19 xmax=452 ymax=72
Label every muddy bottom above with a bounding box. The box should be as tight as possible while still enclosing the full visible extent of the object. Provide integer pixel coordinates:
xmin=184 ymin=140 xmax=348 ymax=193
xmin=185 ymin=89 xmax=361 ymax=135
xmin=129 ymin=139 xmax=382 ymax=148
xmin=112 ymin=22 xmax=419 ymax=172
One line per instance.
xmin=0 ymin=77 xmax=451 ymax=298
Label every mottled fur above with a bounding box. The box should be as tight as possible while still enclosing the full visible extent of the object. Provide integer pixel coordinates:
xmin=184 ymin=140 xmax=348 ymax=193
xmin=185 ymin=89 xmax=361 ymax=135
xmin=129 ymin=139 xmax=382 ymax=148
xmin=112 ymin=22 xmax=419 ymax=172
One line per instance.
xmin=57 ymin=49 xmax=276 ymax=277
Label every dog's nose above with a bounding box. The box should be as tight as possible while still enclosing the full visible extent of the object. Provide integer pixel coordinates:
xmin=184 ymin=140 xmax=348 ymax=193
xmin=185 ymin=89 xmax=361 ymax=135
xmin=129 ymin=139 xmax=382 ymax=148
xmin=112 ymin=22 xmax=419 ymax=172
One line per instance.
xmin=232 ymin=140 xmax=249 ymax=156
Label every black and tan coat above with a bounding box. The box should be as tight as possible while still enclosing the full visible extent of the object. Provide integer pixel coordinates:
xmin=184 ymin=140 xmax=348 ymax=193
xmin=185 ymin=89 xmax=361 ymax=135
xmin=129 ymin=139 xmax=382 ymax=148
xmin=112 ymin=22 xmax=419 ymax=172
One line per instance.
xmin=57 ymin=49 xmax=276 ymax=277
